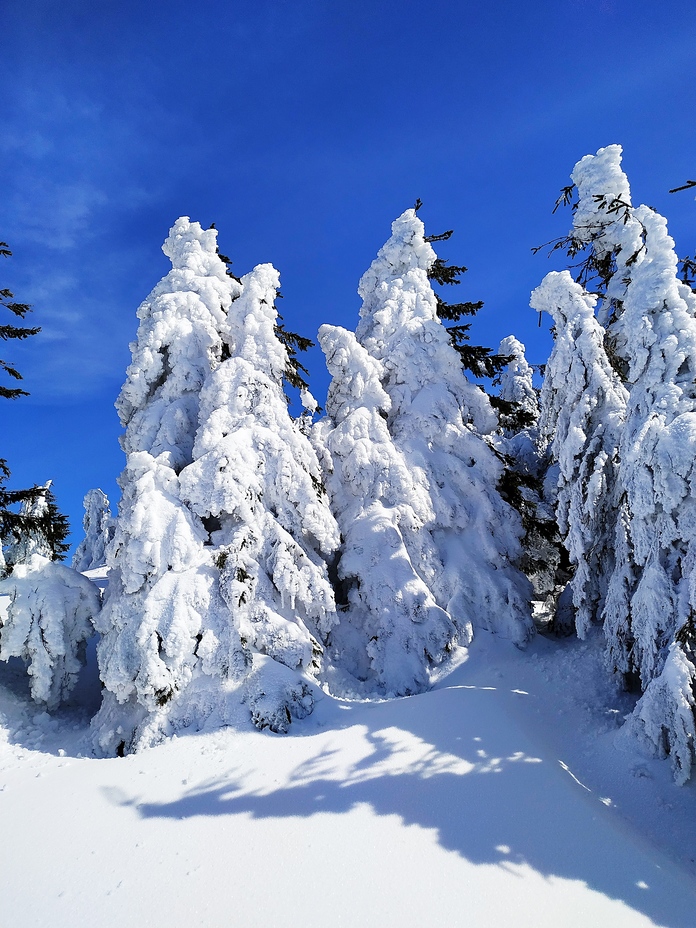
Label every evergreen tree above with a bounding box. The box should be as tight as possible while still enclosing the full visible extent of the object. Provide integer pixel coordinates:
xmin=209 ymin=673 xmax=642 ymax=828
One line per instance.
xmin=0 ymin=553 xmax=100 ymax=709
xmin=316 ymin=324 xmax=457 ymax=696
xmin=347 ymin=209 xmax=534 ymax=651
xmin=494 ymin=336 xmax=539 ymax=436
xmin=542 ymin=146 xmax=696 ymax=781
xmin=93 ymin=221 xmax=337 ymax=752
xmin=4 ymin=481 xmax=70 ymax=568
xmin=493 ymin=337 xmax=564 ymax=620
xmin=72 ymin=489 xmax=115 ymax=571
xmin=531 ymin=271 xmax=628 ymax=639
xmin=179 ymin=263 xmax=339 ymax=730
xmin=92 ymin=218 xmax=241 ymax=755
xmin=0 ymin=241 xmax=49 ymax=564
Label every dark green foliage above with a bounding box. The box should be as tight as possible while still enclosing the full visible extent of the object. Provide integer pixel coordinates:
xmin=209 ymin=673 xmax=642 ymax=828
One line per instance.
xmin=41 ymin=485 xmax=70 ymax=561
xmin=423 ymin=226 xmax=512 ymax=381
xmin=0 ymin=241 xmax=57 ymax=568
xmin=274 ymin=304 xmax=314 ymax=398
xmin=533 ymin=187 xmax=646 ymax=301
xmin=677 ymin=256 xmax=696 ymax=291
xmin=1 ymin=241 xmax=40 ymax=400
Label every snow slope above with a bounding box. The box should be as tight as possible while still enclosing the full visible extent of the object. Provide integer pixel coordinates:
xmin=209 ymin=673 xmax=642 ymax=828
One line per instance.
xmin=0 ymin=620 xmax=695 ymax=928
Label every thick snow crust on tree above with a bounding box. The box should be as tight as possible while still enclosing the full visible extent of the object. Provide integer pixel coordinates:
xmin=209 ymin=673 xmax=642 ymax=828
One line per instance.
xmin=316 ymin=324 xmax=457 ymax=696
xmin=72 ymin=489 xmax=114 ymax=571
xmin=180 ymin=263 xmax=339 ymax=689
xmin=117 ymin=217 xmax=239 ymax=470
xmin=609 ymin=205 xmax=696 ymax=781
xmin=556 ymin=146 xmax=696 ymax=782
xmin=570 ymin=144 xmax=645 ymax=336
xmin=93 ymin=229 xmax=338 ymax=754
xmin=497 ymin=335 xmax=539 ymax=434
xmin=324 ymin=209 xmax=533 ymax=687
xmin=0 ymin=554 xmax=99 ymax=709
xmin=532 ymin=271 xmax=628 ymax=638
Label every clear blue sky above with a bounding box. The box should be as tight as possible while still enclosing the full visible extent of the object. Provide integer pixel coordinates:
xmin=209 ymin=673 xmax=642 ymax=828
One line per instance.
xmin=1 ymin=0 xmax=695 ymax=553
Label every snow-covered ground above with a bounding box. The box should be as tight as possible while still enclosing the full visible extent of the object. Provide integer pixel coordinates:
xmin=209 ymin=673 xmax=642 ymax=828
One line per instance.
xmin=0 ymin=619 xmax=695 ymax=928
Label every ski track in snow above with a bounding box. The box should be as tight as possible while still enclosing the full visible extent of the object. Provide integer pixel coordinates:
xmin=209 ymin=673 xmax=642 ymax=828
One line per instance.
xmin=0 ymin=627 xmax=695 ymax=928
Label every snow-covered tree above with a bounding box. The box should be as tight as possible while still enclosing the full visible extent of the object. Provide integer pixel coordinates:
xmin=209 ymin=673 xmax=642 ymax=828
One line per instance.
xmin=495 ymin=336 xmax=539 ymax=436
xmin=0 ymin=554 xmax=100 ymax=709
xmin=92 ymin=218 xmax=242 ymax=754
xmin=545 ymin=145 xmax=696 ymax=781
xmin=337 ymin=210 xmax=533 ymax=662
xmin=316 ymin=324 xmax=457 ymax=696
xmin=179 ymin=263 xmax=339 ymax=728
xmin=72 ymin=489 xmax=114 ymax=571
xmin=532 ymin=271 xmax=628 ymax=638
xmin=492 ymin=337 xmax=563 ymax=615
xmin=94 ymin=223 xmax=338 ymax=753
xmin=4 ymin=481 xmax=70 ymax=569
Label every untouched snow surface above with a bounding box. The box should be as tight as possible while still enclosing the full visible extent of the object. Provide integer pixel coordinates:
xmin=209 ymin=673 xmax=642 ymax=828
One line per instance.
xmin=0 ymin=617 xmax=695 ymax=927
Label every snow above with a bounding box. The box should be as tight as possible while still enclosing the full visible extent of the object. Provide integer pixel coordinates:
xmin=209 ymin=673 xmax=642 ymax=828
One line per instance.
xmin=0 ymin=627 xmax=694 ymax=927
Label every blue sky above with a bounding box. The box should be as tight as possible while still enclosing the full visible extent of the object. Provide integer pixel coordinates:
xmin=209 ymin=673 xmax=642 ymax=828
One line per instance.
xmin=1 ymin=0 xmax=695 ymax=553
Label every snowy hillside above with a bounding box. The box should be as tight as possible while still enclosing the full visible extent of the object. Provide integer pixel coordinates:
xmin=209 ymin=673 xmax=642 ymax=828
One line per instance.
xmin=1 ymin=610 xmax=695 ymax=928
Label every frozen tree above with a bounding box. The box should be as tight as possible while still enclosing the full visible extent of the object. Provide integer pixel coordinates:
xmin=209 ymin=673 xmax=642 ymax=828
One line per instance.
xmin=547 ymin=146 xmax=696 ymax=781
xmin=92 ymin=218 xmax=243 ymax=754
xmin=606 ymin=200 xmax=696 ymax=778
xmin=72 ymin=489 xmax=114 ymax=571
xmin=0 ymin=554 xmax=100 ymax=709
xmin=179 ymin=263 xmax=339 ymax=728
xmin=495 ymin=336 xmax=539 ymax=436
xmin=349 ymin=209 xmax=533 ymax=651
xmin=94 ymin=225 xmax=337 ymax=753
xmin=316 ymin=324 xmax=457 ymax=696
xmin=492 ymin=337 xmax=563 ymax=614
xmin=532 ymin=271 xmax=628 ymax=638
xmin=4 ymin=481 xmax=70 ymax=569
xmin=118 ymin=216 xmax=237 ymax=471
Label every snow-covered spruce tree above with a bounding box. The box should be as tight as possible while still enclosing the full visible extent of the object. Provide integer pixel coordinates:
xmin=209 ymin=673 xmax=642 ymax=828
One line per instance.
xmin=92 ymin=218 xmax=243 ymax=754
xmin=179 ymin=263 xmax=339 ymax=730
xmin=337 ymin=209 xmax=533 ymax=665
xmin=545 ymin=146 xmax=696 ymax=781
xmin=492 ymin=337 xmax=564 ymax=616
xmin=4 ymin=481 xmax=70 ymax=569
xmin=0 ymin=555 xmax=100 ymax=709
xmin=495 ymin=336 xmax=539 ymax=437
xmin=605 ymin=196 xmax=696 ymax=782
xmin=315 ymin=324 xmax=456 ymax=696
xmin=531 ymin=271 xmax=628 ymax=639
xmin=72 ymin=489 xmax=114 ymax=571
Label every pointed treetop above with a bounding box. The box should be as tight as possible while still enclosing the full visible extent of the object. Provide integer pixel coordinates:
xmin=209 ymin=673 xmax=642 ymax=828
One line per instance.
xmin=358 ymin=209 xmax=437 ymax=300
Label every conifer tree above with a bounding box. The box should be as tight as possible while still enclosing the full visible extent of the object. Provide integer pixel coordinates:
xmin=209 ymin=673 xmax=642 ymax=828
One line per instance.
xmin=316 ymin=324 xmax=457 ymax=696
xmin=0 ymin=554 xmax=100 ymax=709
xmin=92 ymin=218 xmax=241 ymax=754
xmin=541 ymin=146 xmax=696 ymax=781
xmin=492 ymin=337 xmax=564 ymax=618
xmin=179 ymin=263 xmax=340 ymax=730
xmin=72 ymin=489 xmax=114 ymax=571
xmin=531 ymin=271 xmax=628 ymax=638
xmin=342 ymin=209 xmax=534 ymax=655
xmin=0 ymin=241 xmax=49 ymax=562
xmin=4 ymin=481 xmax=70 ymax=568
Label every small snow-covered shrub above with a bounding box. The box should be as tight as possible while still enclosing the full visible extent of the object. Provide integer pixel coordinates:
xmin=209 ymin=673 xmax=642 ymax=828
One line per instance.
xmin=0 ymin=554 xmax=100 ymax=709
